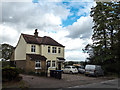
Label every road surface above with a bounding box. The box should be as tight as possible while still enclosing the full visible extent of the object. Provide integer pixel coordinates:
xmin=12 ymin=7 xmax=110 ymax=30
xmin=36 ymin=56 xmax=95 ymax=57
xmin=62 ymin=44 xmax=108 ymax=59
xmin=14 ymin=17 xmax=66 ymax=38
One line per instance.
xmin=69 ymin=78 xmax=120 ymax=89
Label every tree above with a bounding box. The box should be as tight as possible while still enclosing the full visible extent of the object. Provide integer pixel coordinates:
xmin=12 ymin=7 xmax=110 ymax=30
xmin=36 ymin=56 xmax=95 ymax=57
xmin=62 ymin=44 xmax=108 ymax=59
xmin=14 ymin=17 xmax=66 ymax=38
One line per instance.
xmin=83 ymin=1 xmax=120 ymax=73
xmin=1 ymin=43 xmax=14 ymax=61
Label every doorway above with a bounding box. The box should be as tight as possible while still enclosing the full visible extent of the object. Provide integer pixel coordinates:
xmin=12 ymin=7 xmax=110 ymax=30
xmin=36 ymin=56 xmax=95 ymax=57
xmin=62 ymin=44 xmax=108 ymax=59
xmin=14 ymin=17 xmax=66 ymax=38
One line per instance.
xmin=58 ymin=62 xmax=61 ymax=70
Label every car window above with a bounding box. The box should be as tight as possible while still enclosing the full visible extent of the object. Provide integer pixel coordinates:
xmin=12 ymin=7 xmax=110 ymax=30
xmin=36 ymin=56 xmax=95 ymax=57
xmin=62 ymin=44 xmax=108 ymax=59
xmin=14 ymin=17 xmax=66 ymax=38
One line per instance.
xmin=80 ymin=66 xmax=85 ymax=69
xmin=72 ymin=67 xmax=76 ymax=69
xmin=65 ymin=66 xmax=71 ymax=69
xmin=86 ymin=65 xmax=95 ymax=69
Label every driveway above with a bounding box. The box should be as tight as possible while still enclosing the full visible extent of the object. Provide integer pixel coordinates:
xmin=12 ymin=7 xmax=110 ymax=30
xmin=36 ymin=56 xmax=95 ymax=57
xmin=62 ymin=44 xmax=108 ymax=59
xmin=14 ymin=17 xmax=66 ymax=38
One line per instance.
xmin=20 ymin=74 xmax=117 ymax=88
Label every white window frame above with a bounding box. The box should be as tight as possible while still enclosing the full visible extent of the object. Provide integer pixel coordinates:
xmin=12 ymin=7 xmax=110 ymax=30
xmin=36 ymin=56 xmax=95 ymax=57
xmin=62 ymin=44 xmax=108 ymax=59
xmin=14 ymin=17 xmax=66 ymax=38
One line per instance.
xmin=52 ymin=61 xmax=55 ymax=67
xmin=47 ymin=61 xmax=51 ymax=67
xmin=52 ymin=47 xmax=56 ymax=53
xmin=35 ymin=60 xmax=41 ymax=69
xmin=58 ymin=48 xmax=61 ymax=53
xmin=31 ymin=45 xmax=36 ymax=52
xmin=48 ymin=46 xmax=51 ymax=53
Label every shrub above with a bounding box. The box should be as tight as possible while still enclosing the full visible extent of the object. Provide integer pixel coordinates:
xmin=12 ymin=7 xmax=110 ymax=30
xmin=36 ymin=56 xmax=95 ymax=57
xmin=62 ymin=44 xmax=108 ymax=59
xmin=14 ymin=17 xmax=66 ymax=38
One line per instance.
xmin=2 ymin=66 xmax=20 ymax=82
xmin=28 ymin=71 xmax=35 ymax=75
xmin=102 ymin=62 xmax=119 ymax=75
xmin=2 ymin=61 xmax=16 ymax=67
xmin=40 ymin=72 xmax=46 ymax=76
xmin=17 ymin=68 xmax=25 ymax=74
xmin=2 ymin=61 xmax=10 ymax=67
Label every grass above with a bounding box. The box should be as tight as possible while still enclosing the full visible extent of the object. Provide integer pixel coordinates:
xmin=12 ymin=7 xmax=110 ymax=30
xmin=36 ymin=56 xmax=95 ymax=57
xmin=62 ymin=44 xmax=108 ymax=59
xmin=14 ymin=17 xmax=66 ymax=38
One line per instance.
xmin=2 ymin=80 xmax=29 ymax=88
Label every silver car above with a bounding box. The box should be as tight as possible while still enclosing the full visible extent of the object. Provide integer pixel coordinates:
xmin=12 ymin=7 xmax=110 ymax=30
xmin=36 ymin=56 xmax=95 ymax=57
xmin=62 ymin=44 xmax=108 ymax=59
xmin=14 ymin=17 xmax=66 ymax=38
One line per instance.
xmin=85 ymin=65 xmax=104 ymax=77
xmin=77 ymin=66 xmax=85 ymax=74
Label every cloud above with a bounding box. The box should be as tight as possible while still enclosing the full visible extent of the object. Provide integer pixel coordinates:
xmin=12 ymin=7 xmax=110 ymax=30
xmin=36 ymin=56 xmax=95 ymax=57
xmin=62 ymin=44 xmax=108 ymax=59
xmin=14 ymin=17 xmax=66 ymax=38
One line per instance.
xmin=65 ymin=50 xmax=88 ymax=61
xmin=66 ymin=16 xmax=93 ymax=39
xmin=2 ymin=2 xmax=70 ymax=31
xmin=0 ymin=24 xmax=19 ymax=46
xmin=1 ymin=1 xmax=95 ymax=61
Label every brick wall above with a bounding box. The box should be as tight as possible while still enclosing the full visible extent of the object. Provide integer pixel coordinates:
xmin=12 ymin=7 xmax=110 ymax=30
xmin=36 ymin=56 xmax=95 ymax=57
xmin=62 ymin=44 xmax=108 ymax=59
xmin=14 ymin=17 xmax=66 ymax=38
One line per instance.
xmin=26 ymin=55 xmax=46 ymax=73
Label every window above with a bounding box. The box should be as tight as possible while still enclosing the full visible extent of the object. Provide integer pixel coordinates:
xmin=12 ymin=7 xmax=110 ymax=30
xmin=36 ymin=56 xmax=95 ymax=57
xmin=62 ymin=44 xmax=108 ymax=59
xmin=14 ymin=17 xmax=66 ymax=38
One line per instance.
xmin=58 ymin=48 xmax=61 ymax=53
xmin=31 ymin=45 xmax=35 ymax=52
xmin=47 ymin=61 xmax=51 ymax=67
xmin=52 ymin=47 xmax=56 ymax=53
xmin=52 ymin=61 xmax=55 ymax=67
xmin=48 ymin=46 xmax=50 ymax=53
xmin=35 ymin=61 xmax=41 ymax=69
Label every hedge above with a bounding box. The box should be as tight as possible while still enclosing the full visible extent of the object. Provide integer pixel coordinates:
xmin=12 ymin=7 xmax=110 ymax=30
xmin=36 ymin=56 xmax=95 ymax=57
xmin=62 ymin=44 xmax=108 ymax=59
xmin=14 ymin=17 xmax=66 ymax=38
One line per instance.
xmin=2 ymin=66 xmax=21 ymax=82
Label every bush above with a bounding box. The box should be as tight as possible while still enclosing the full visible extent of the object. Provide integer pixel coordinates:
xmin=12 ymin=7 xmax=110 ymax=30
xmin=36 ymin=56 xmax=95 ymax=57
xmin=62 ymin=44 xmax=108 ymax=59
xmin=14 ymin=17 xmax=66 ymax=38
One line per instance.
xmin=15 ymin=76 xmax=22 ymax=81
xmin=2 ymin=61 xmax=16 ymax=67
xmin=2 ymin=61 xmax=10 ymax=67
xmin=28 ymin=71 xmax=35 ymax=75
xmin=2 ymin=66 xmax=20 ymax=82
xmin=17 ymin=68 xmax=25 ymax=74
xmin=28 ymin=71 xmax=46 ymax=76
xmin=102 ymin=62 xmax=119 ymax=75
xmin=40 ymin=72 xmax=46 ymax=76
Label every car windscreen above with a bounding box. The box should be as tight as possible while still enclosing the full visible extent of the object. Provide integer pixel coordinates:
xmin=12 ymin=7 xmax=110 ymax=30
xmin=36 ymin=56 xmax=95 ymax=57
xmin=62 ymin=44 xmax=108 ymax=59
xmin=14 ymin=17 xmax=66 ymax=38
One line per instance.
xmin=65 ymin=66 xmax=71 ymax=69
xmin=72 ymin=66 xmax=76 ymax=68
xmin=80 ymin=66 xmax=85 ymax=69
xmin=85 ymin=65 xmax=95 ymax=69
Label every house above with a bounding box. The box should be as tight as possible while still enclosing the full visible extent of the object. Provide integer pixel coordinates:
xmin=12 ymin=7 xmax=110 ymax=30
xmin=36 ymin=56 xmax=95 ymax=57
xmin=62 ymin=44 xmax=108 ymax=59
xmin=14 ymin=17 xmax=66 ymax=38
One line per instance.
xmin=0 ymin=44 xmax=2 ymax=59
xmin=10 ymin=29 xmax=65 ymax=73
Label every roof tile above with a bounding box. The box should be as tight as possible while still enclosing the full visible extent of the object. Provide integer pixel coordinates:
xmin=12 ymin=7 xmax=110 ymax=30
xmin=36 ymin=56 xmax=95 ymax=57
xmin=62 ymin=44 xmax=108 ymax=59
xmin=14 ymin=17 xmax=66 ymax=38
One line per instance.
xmin=22 ymin=34 xmax=64 ymax=47
xmin=27 ymin=54 xmax=47 ymax=61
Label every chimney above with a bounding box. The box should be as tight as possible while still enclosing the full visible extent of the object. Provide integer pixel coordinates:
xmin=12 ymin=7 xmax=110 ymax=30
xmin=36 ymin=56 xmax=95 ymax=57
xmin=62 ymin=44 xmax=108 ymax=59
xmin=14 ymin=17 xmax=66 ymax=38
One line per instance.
xmin=34 ymin=29 xmax=38 ymax=37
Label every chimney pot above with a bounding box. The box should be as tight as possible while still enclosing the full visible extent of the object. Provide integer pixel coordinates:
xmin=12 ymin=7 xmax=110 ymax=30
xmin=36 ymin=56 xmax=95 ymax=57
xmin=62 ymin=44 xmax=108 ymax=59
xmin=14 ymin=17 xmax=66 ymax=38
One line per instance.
xmin=34 ymin=29 xmax=38 ymax=37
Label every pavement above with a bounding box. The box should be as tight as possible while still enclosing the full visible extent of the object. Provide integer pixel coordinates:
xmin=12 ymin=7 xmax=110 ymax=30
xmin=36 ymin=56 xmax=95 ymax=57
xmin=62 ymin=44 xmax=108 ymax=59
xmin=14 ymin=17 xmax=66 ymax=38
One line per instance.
xmin=20 ymin=74 xmax=118 ymax=88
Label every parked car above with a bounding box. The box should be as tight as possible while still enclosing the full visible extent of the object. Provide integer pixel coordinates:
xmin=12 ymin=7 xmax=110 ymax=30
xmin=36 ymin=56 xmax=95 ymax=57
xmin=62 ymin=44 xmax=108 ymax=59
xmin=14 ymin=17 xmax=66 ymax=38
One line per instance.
xmin=77 ymin=66 xmax=85 ymax=74
xmin=85 ymin=65 xmax=104 ymax=77
xmin=63 ymin=66 xmax=78 ymax=74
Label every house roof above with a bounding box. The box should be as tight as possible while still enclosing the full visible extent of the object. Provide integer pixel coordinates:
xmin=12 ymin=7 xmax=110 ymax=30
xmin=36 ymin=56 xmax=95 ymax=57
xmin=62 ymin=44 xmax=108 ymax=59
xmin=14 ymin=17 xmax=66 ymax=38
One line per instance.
xmin=22 ymin=33 xmax=64 ymax=47
xmin=27 ymin=54 xmax=47 ymax=61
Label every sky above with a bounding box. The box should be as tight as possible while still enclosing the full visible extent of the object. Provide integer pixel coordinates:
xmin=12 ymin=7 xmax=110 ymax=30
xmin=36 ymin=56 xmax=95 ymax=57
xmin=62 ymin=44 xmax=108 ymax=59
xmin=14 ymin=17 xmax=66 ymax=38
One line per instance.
xmin=0 ymin=0 xmax=96 ymax=61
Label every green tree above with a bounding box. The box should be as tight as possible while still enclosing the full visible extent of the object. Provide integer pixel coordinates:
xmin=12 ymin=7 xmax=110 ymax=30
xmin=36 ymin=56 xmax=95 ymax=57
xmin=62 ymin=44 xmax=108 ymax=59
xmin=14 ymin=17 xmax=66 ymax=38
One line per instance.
xmin=1 ymin=43 xmax=14 ymax=61
xmin=84 ymin=2 xmax=120 ymax=73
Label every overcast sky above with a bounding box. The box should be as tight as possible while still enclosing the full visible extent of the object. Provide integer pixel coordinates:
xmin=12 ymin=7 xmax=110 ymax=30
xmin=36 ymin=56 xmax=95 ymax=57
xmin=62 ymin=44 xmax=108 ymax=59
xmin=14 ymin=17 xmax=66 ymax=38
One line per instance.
xmin=0 ymin=0 xmax=96 ymax=61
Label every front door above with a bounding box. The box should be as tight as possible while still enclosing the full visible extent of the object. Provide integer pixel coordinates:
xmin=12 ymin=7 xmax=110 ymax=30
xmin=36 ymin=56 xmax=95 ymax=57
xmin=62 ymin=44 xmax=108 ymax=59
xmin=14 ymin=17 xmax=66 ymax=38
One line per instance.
xmin=58 ymin=62 xmax=61 ymax=70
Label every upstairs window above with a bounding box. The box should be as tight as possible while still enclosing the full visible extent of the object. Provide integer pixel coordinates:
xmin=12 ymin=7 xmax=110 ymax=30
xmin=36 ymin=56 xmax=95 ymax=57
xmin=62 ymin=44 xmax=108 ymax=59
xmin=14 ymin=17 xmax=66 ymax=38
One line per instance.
xmin=31 ymin=45 xmax=35 ymax=52
xmin=48 ymin=46 xmax=50 ymax=53
xmin=35 ymin=61 xmax=41 ymax=69
xmin=52 ymin=47 xmax=56 ymax=53
xmin=58 ymin=48 xmax=61 ymax=53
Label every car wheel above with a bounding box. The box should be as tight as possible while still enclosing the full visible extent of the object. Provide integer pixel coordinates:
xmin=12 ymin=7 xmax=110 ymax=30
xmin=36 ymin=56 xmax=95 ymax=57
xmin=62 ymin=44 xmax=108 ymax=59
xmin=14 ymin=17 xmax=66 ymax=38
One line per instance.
xmin=95 ymin=73 xmax=98 ymax=77
xmin=85 ymin=74 xmax=88 ymax=76
xmin=70 ymin=71 xmax=73 ymax=74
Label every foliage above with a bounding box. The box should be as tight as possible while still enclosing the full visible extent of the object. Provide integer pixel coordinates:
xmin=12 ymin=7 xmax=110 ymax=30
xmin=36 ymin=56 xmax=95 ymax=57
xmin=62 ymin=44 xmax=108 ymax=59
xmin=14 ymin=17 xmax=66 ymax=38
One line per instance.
xmin=2 ymin=61 xmax=16 ymax=68
xmin=40 ymin=72 xmax=46 ymax=76
xmin=28 ymin=71 xmax=36 ymax=75
xmin=1 ymin=43 xmax=14 ymax=61
xmin=28 ymin=71 xmax=46 ymax=76
xmin=83 ymin=2 xmax=120 ymax=74
xmin=2 ymin=61 xmax=10 ymax=67
xmin=2 ymin=66 xmax=20 ymax=82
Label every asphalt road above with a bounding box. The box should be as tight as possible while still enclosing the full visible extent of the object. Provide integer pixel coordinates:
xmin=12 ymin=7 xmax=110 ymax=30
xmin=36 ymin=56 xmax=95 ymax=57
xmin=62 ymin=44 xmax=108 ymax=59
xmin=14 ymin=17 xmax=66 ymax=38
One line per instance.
xmin=21 ymin=74 xmax=118 ymax=88
xmin=69 ymin=78 xmax=120 ymax=89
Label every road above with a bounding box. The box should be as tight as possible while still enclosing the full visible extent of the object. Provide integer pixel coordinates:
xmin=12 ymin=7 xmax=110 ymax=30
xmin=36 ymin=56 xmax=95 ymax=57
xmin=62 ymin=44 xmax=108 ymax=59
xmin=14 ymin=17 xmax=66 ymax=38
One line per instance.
xmin=69 ymin=78 xmax=120 ymax=89
xmin=21 ymin=74 xmax=118 ymax=88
